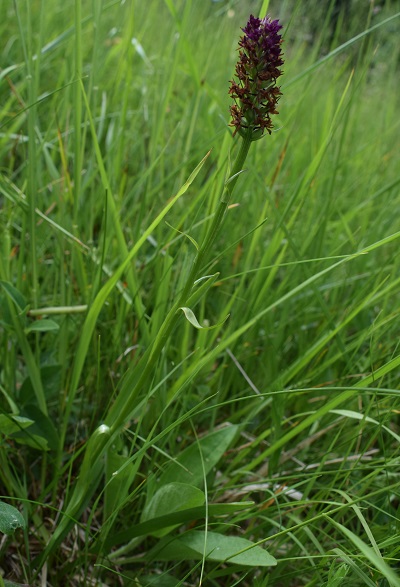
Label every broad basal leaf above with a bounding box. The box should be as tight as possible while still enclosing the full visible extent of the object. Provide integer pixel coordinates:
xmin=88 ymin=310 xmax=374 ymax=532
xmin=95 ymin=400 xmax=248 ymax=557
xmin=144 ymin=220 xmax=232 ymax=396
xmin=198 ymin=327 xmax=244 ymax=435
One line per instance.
xmin=141 ymin=482 xmax=204 ymax=537
xmin=102 ymin=502 xmax=253 ymax=549
xmin=149 ymin=530 xmax=277 ymax=567
xmin=0 ymin=415 xmax=33 ymax=436
xmin=158 ymin=425 xmax=238 ymax=489
xmin=0 ymin=502 xmax=26 ymax=535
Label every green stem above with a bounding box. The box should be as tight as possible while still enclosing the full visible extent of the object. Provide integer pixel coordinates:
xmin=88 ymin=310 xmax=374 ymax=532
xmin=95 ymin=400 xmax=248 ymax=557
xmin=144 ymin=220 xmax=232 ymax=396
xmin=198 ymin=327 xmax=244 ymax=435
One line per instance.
xmin=106 ymin=133 xmax=252 ymax=433
xmin=73 ymin=0 xmax=82 ymax=221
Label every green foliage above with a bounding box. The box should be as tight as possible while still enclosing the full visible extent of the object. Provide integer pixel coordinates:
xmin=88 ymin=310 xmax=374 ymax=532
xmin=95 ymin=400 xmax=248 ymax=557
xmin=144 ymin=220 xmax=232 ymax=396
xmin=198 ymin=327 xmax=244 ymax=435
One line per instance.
xmin=0 ymin=0 xmax=400 ymax=585
xmin=157 ymin=425 xmax=238 ymax=489
xmin=141 ymin=483 xmax=205 ymax=537
xmin=148 ymin=530 xmax=277 ymax=567
xmin=0 ymin=502 xmax=25 ymax=535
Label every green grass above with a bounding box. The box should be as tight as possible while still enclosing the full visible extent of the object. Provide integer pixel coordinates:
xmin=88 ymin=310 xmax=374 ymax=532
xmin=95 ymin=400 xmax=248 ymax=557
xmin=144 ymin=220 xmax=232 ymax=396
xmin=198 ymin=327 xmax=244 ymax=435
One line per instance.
xmin=1 ymin=0 xmax=400 ymax=585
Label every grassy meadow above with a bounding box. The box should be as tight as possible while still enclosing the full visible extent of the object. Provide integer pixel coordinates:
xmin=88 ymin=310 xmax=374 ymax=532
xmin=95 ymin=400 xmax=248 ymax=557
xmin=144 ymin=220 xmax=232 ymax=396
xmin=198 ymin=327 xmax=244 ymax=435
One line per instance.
xmin=1 ymin=0 xmax=400 ymax=585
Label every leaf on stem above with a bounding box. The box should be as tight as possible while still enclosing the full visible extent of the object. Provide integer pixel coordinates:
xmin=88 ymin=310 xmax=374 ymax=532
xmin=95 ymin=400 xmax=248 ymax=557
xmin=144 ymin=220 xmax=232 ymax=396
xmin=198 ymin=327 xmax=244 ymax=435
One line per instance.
xmin=179 ymin=306 xmax=229 ymax=330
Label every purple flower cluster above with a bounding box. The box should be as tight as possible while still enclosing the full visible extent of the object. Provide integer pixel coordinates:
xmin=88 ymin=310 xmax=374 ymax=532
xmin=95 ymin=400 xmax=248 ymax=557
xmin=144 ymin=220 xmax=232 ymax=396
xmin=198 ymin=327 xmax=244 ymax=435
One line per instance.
xmin=229 ymin=15 xmax=284 ymax=139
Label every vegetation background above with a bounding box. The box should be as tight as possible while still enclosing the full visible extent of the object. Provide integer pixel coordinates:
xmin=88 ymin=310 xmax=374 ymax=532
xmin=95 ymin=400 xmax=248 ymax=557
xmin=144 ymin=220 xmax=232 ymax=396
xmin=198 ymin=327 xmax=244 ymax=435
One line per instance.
xmin=0 ymin=0 xmax=400 ymax=585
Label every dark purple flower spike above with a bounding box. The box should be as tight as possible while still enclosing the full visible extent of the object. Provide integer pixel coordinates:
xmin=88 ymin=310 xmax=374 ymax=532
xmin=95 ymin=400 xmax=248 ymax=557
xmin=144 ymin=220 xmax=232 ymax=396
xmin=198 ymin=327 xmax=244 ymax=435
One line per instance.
xmin=229 ymin=15 xmax=284 ymax=140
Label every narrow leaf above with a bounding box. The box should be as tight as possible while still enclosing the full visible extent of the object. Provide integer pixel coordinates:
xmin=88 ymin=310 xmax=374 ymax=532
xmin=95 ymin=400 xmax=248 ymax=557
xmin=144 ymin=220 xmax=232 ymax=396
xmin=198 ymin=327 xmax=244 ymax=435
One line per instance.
xmin=327 ymin=517 xmax=400 ymax=587
xmin=165 ymin=221 xmax=199 ymax=250
xmin=186 ymin=273 xmax=220 ymax=309
xmin=331 ymin=409 xmax=400 ymax=443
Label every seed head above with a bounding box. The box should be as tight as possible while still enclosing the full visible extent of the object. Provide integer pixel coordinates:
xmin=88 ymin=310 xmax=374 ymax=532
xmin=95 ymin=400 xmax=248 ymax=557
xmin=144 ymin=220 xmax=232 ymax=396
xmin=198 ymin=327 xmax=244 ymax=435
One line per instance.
xmin=229 ymin=15 xmax=284 ymax=139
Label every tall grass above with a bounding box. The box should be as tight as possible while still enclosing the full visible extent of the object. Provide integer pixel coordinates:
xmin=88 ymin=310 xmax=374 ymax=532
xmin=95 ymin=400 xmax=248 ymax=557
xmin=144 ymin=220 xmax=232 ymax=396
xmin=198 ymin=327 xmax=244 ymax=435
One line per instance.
xmin=1 ymin=0 xmax=400 ymax=585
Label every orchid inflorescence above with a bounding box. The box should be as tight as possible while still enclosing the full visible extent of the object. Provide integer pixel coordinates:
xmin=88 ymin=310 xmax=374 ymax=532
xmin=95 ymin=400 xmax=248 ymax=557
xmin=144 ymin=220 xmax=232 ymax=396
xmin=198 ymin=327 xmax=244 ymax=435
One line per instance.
xmin=229 ymin=15 xmax=284 ymax=140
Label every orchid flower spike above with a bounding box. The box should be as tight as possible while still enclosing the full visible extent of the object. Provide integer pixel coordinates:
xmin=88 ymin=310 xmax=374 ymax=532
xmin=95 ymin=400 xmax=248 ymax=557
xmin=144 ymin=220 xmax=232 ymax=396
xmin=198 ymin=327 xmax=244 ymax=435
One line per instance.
xmin=229 ymin=15 xmax=284 ymax=140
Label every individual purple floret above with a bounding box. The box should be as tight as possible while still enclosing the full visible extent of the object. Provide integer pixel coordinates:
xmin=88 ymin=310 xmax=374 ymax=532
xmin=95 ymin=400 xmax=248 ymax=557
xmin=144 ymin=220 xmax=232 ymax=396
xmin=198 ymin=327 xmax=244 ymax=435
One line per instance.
xmin=229 ymin=15 xmax=284 ymax=139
